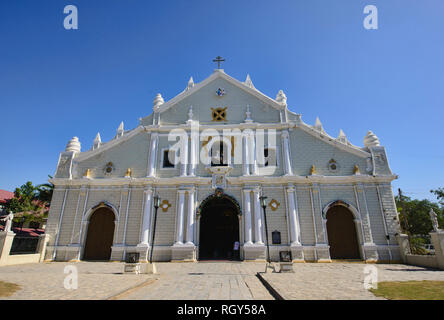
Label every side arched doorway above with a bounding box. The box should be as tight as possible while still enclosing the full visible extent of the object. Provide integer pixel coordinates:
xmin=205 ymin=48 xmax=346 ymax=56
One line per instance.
xmin=198 ymin=191 xmax=240 ymax=260
xmin=83 ymin=207 xmax=115 ymax=261
xmin=326 ymin=205 xmax=360 ymax=260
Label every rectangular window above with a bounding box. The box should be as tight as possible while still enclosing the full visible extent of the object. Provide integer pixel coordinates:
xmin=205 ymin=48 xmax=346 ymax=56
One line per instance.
xmin=264 ymin=147 xmax=277 ymax=167
xmin=162 ymin=149 xmax=175 ymax=168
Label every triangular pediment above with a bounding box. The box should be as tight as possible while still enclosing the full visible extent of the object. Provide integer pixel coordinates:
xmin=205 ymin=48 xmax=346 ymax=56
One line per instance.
xmin=151 ymin=70 xmax=284 ymax=125
xmin=159 ymin=69 xmax=283 ymax=113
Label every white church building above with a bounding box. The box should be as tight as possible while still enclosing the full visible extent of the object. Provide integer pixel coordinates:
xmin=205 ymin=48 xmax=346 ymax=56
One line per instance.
xmin=45 ymin=66 xmax=402 ymax=263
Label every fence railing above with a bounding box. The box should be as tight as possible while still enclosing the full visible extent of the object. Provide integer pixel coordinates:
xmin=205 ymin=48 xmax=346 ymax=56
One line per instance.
xmin=10 ymin=236 xmax=39 ymax=255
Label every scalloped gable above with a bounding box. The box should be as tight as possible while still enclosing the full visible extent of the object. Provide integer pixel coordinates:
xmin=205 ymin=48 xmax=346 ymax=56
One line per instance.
xmin=73 ymin=126 xmax=146 ymax=162
xmin=158 ymin=69 xmax=284 ymax=113
xmin=286 ymin=109 xmax=370 ymax=158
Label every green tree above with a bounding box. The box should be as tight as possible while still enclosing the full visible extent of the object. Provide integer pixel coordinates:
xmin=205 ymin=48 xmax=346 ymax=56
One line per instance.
xmin=431 ymin=188 xmax=444 ymax=206
xmin=36 ymin=175 xmax=54 ymax=204
xmin=395 ymin=194 xmax=443 ymax=237
xmin=3 ymin=181 xmax=49 ymax=223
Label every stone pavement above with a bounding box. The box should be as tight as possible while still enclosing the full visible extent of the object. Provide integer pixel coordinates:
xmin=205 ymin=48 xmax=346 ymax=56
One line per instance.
xmin=0 ymin=262 xmax=155 ymax=300
xmin=121 ymin=262 xmax=273 ymax=300
xmin=259 ymin=263 xmax=444 ymax=300
xmin=1 ymin=261 xmax=443 ymax=300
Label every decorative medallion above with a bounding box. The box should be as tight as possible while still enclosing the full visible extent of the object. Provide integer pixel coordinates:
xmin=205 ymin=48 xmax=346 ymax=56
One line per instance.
xmin=269 ymin=199 xmax=280 ymax=211
xmin=327 ymin=159 xmax=339 ymax=172
xmin=215 ymin=187 xmax=224 ymax=197
xmin=216 ymin=88 xmax=225 ymax=97
xmin=212 ymin=174 xmax=227 ymax=189
xmin=160 ymin=200 xmax=171 ymax=212
xmin=104 ymin=162 xmax=114 ymax=175
xmin=211 ymin=107 xmax=227 ymax=121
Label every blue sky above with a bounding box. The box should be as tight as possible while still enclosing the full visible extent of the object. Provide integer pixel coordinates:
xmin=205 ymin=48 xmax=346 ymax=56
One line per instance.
xmin=0 ymin=0 xmax=443 ymax=202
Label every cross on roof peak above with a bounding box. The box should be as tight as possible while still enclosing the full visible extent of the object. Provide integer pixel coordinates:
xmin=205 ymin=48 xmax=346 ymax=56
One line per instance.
xmin=213 ymin=56 xmax=225 ymax=69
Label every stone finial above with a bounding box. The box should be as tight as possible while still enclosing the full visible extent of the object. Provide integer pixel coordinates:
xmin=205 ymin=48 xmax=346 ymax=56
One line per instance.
xmin=125 ymin=168 xmax=132 ymax=178
xmin=65 ymin=136 xmax=81 ymax=153
xmin=310 ymin=165 xmax=316 ymax=175
xmin=314 ymin=117 xmax=325 ymax=133
xmin=93 ymin=132 xmax=101 ymax=150
xmin=153 ymin=93 xmax=164 ymax=112
xmin=337 ymin=129 xmax=348 ymax=144
xmin=429 ymin=209 xmax=440 ymax=232
xmin=116 ymin=121 xmax=124 ymax=138
xmin=187 ymin=105 xmax=194 ymax=123
xmin=84 ymin=168 xmax=91 ymax=178
xmin=353 ymin=165 xmax=361 ymax=175
xmin=244 ymin=104 xmax=253 ymax=123
xmin=187 ymin=77 xmax=194 ymax=90
xmin=276 ymin=90 xmax=287 ymax=105
xmin=244 ymin=74 xmax=255 ymax=89
xmin=364 ymin=131 xmax=381 ymax=148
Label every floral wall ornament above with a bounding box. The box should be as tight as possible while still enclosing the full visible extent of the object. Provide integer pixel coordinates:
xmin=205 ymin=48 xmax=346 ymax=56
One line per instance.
xmin=269 ymin=199 xmax=280 ymax=211
xmin=160 ymin=200 xmax=171 ymax=212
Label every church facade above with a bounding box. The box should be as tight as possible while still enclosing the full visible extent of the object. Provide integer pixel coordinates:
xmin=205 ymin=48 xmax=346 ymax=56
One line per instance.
xmin=45 ymin=68 xmax=402 ymax=263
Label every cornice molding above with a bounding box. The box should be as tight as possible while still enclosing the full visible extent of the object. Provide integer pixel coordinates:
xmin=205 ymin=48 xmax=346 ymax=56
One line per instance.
xmin=49 ymin=174 xmax=397 ymax=187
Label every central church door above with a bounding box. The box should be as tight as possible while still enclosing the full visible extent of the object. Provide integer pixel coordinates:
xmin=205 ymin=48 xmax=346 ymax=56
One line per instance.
xmin=199 ymin=196 xmax=240 ymax=260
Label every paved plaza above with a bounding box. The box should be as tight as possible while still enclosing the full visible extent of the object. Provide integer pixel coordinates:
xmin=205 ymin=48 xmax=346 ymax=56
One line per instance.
xmin=261 ymin=263 xmax=444 ymax=300
xmin=0 ymin=261 xmax=443 ymax=300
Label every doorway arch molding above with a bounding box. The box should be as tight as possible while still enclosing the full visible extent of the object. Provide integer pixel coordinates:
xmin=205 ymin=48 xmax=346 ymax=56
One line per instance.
xmin=83 ymin=201 xmax=119 ymax=223
xmin=197 ymin=188 xmax=241 ymax=218
xmin=322 ymin=200 xmax=360 ymax=220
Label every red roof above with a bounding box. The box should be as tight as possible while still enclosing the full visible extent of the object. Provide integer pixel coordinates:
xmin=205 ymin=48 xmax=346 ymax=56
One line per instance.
xmin=0 ymin=189 xmax=14 ymax=204
xmin=0 ymin=225 xmax=44 ymax=237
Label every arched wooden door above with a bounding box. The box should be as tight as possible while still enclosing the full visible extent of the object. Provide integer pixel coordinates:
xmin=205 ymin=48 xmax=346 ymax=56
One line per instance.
xmin=199 ymin=195 xmax=240 ymax=260
xmin=326 ymin=205 xmax=360 ymax=259
xmin=83 ymin=207 xmax=115 ymax=261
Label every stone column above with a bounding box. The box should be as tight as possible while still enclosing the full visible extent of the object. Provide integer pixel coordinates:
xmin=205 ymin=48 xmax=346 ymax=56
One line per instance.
xmin=189 ymin=130 xmax=198 ymax=176
xmin=253 ymin=188 xmax=263 ymax=244
xmin=250 ymin=132 xmax=258 ymax=175
xmin=175 ymin=190 xmax=186 ymax=245
xmin=180 ymin=132 xmax=189 ymax=177
xmin=147 ymin=132 xmax=158 ymax=177
xmin=396 ymin=233 xmax=410 ymax=264
xmin=430 ymin=231 xmax=444 ymax=270
xmin=185 ymin=189 xmax=195 ymax=245
xmin=243 ymin=189 xmax=253 ymax=245
xmin=37 ymin=233 xmax=51 ymax=263
xmin=0 ymin=231 xmax=15 ymax=266
xmin=286 ymin=187 xmax=301 ymax=245
xmin=242 ymin=133 xmax=250 ymax=176
xmin=139 ymin=189 xmax=153 ymax=245
xmin=281 ymin=130 xmax=293 ymax=175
